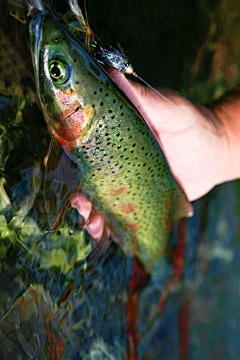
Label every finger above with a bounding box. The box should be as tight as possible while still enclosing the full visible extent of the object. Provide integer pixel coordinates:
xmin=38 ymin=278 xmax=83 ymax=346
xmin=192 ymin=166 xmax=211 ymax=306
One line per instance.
xmin=86 ymin=211 xmax=104 ymax=239
xmin=107 ymin=67 xmax=198 ymax=135
xmin=71 ymin=192 xmax=105 ymax=240
xmin=71 ymin=192 xmax=92 ymax=222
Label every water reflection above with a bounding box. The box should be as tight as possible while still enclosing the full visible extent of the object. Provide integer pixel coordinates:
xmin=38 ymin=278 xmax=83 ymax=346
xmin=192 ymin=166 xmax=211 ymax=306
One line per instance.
xmin=1 ymin=1 xmax=240 ymax=360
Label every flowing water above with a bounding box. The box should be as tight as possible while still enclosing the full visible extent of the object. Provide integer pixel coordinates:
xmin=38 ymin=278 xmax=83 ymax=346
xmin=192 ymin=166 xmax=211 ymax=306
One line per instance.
xmin=1 ymin=1 xmax=240 ymax=359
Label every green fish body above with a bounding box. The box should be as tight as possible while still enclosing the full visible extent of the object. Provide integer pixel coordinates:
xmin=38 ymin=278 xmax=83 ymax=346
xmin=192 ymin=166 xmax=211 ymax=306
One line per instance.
xmin=29 ymin=13 xmax=193 ymax=270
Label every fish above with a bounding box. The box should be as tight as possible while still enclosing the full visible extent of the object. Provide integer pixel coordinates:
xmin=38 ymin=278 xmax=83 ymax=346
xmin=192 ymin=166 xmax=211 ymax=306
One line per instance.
xmin=28 ymin=9 xmax=193 ymax=273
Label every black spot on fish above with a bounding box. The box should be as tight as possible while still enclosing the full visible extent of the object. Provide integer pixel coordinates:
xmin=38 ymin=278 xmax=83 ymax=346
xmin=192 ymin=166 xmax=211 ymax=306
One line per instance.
xmin=75 ymin=81 xmax=79 ymax=84
xmin=113 ymin=99 xmax=116 ymax=103
xmin=100 ymin=102 xmax=103 ymax=106
xmin=109 ymin=110 xmax=112 ymax=113
xmin=92 ymin=104 xmax=95 ymax=108
xmin=120 ymin=105 xmax=123 ymax=109
xmin=106 ymin=93 xmax=109 ymax=97
xmin=94 ymin=91 xmax=97 ymax=95
xmin=132 ymin=144 xmax=136 ymax=147
xmin=100 ymin=88 xmax=103 ymax=92
xmin=121 ymin=113 xmax=124 ymax=116
xmin=74 ymin=58 xmax=76 ymax=62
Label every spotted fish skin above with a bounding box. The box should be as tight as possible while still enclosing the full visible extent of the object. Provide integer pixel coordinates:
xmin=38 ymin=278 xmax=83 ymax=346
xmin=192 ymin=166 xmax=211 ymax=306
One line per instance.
xmin=29 ymin=13 xmax=192 ymax=269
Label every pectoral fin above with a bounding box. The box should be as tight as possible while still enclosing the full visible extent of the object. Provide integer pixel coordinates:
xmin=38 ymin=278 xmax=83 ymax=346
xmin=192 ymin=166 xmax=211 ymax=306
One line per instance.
xmin=44 ymin=138 xmax=82 ymax=230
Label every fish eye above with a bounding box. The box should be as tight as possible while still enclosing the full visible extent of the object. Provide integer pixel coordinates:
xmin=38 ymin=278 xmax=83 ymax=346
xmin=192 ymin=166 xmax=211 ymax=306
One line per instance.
xmin=49 ymin=60 xmax=69 ymax=84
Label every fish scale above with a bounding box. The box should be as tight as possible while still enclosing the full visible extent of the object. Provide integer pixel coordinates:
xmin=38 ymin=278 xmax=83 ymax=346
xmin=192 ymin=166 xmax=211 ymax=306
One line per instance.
xmin=29 ymin=12 xmax=193 ymax=272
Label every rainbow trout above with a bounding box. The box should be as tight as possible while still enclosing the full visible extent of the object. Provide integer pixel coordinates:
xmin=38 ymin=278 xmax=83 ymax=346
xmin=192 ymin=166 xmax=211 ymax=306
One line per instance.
xmin=29 ymin=11 xmax=193 ymax=270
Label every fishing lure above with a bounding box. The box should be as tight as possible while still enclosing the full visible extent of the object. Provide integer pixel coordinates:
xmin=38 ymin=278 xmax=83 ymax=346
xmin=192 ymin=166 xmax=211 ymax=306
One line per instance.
xmin=67 ymin=0 xmax=134 ymax=74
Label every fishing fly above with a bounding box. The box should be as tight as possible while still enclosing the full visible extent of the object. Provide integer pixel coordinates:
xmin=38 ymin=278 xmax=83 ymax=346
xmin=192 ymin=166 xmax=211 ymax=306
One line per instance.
xmin=68 ymin=0 xmax=134 ymax=74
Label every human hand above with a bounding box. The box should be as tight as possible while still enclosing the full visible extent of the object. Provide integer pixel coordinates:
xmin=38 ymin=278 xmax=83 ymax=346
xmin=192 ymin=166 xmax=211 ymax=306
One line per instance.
xmin=108 ymin=69 xmax=232 ymax=202
xmin=72 ymin=68 xmax=240 ymax=238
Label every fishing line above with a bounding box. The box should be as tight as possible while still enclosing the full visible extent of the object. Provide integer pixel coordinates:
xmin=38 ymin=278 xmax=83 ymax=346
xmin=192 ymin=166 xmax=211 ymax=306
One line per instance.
xmin=133 ymin=72 xmax=182 ymax=110
xmin=131 ymin=72 xmax=224 ymax=137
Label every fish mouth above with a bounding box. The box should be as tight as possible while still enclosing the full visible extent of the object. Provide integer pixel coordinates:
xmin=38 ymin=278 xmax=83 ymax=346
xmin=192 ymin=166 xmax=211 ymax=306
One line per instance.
xmin=56 ymin=104 xmax=82 ymax=123
xmin=29 ymin=11 xmax=45 ymax=93
xmin=54 ymin=105 xmax=86 ymax=142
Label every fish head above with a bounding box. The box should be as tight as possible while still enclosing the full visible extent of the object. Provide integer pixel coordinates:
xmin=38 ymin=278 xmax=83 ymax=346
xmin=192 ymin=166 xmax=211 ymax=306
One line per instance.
xmin=29 ymin=12 xmax=107 ymax=146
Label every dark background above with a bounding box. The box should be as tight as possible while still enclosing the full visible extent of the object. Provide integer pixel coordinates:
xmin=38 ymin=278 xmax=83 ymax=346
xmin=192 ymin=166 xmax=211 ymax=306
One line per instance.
xmin=1 ymin=1 xmax=240 ymax=359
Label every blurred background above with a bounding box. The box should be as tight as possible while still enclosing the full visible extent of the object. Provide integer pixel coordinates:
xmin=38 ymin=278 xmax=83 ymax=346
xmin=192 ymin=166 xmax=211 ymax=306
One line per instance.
xmin=1 ymin=0 xmax=240 ymax=359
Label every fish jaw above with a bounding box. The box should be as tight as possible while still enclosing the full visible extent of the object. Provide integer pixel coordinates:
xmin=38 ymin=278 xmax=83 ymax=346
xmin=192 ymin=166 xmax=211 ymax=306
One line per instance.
xmin=29 ymin=11 xmax=45 ymax=97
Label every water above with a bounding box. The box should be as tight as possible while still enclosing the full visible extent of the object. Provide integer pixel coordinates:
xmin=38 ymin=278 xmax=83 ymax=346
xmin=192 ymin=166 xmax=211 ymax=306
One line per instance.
xmin=1 ymin=1 xmax=240 ymax=359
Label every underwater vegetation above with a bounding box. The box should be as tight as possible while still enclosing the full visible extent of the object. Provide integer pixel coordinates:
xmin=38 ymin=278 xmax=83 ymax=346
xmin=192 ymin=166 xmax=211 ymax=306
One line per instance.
xmin=1 ymin=0 xmax=240 ymax=359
